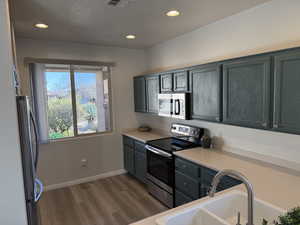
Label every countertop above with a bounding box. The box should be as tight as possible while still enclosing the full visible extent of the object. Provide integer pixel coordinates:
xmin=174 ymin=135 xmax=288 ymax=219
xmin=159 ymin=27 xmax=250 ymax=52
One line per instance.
xmin=122 ymin=129 xmax=169 ymax=143
xmin=130 ymin=147 xmax=300 ymax=225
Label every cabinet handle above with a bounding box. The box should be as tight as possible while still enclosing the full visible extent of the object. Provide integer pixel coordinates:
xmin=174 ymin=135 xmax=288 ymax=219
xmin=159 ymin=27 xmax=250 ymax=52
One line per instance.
xmin=273 ymin=124 xmax=278 ymax=128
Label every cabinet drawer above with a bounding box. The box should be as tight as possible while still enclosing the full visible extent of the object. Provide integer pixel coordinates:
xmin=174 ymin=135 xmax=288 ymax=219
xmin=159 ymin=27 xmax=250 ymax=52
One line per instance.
xmin=175 ymin=170 xmax=200 ymax=199
xmin=175 ymin=158 xmax=199 ymax=179
xmin=202 ymin=170 xmax=241 ymax=193
xmin=135 ymin=141 xmax=146 ymax=153
xmin=201 ymin=166 xmax=218 ymax=184
xmin=175 ymin=190 xmax=193 ymax=207
xmin=123 ymin=136 xmax=134 ymax=148
xmin=220 ymin=176 xmax=242 ymax=190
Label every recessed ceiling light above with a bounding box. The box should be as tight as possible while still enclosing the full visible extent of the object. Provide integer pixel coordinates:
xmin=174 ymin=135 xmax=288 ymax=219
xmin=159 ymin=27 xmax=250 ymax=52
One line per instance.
xmin=166 ymin=10 xmax=180 ymax=17
xmin=126 ymin=34 xmax=136 ymax=40
xmin=34 ymin=23 xmax=49 ymax=29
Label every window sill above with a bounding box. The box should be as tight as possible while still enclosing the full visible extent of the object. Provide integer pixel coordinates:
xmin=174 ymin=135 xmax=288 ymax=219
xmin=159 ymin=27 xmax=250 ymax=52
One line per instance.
xmin=41 ymin=130 xmax=114 ymax=145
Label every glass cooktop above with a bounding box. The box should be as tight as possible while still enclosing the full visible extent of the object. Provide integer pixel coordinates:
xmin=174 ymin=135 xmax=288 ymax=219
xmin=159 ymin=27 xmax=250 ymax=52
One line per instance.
xmin=147 ymin=137 xmax=201 ymax=153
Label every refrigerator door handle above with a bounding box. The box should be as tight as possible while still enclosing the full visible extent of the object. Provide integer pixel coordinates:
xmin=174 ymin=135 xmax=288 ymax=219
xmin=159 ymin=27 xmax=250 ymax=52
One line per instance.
xmin=30 ymin=111 xmax=39 ymax=170
xmin=34 ymin=178 xmax=43 ymax=202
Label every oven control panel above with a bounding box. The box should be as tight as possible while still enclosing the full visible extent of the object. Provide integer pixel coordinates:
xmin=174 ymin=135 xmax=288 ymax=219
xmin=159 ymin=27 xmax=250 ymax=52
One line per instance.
xmin=171 ymin=123 xmax=204 ymax=138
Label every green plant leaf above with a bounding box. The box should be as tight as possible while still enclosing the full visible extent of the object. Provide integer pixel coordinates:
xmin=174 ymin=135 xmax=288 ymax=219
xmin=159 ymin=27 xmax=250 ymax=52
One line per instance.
xmin=273 ymin=207 xmax=300 ymax=225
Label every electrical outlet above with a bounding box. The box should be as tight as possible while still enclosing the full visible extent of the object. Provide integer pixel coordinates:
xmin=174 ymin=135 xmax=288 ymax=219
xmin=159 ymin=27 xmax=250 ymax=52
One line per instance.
xmin=81 ymin=158 xmax=88 ymax=168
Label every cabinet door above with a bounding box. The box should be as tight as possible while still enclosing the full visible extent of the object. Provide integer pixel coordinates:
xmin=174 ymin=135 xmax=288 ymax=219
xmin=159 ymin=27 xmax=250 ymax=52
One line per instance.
xmin=173 ymin=71 xmax=189 ymax=92
xmin=175 ymin=171 xmax=200 ymax=199
xmin=274 ymin=51 xmax=300 ymax=134
xmin=190 ymin=64 xmax=222 ymax=122
xmin=223 ymin=56 xmax=271 ymax=129
xmin=135 ymin=151 xmax=147 ymax=183
xmin=175 ymin=190 xmax=193 ymax=207
xmin=134 ymin=76 xmax=147 ymax=112
xmin=146 ymin=75 xmax=160 ymax=113
xmin=124 ymin=145 xmax=135 ymax=175
xmin=160 ymin=73 xmax=173 ymax=93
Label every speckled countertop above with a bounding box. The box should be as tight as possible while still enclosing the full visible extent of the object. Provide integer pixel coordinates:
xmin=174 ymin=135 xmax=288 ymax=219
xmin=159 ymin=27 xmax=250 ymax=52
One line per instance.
xmin=121 ymin=129 xmax=169 ymax=143
xmin=130 ymin=147 xmax=300 ymax=225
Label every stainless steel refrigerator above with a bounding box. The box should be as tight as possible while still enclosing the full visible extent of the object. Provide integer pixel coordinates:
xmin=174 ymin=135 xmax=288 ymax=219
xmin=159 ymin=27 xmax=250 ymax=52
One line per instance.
xmin=16 ymin=96 xmax=43 ymax=225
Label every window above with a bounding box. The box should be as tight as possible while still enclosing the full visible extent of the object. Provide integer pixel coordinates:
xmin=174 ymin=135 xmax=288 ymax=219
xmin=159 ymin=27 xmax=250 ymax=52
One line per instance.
xmin=31 ymin=63 xmax=112 ymax=142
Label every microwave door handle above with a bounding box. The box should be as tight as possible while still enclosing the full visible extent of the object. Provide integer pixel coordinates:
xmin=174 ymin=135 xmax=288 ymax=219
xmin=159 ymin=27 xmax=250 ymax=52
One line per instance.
xmin=174 ymin=99 xmax=180 ymax=115
xmin=146 ymin=145 xmax=172 ymax=158
xmin=173 ymin=99 xmax=177 ymax=115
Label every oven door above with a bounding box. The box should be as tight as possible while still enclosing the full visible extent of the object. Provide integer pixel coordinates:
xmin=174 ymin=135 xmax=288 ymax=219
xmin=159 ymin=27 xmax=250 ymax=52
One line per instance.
xmin=158 ymin=94 xmax=173 ymax=117
xmin=146 ymin=145 xmax=174 ymax=191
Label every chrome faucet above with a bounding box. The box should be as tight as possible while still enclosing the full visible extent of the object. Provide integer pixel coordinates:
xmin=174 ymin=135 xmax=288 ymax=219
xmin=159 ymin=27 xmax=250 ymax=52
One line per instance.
xmin=208 ymin=169 xmax=254 ymax=225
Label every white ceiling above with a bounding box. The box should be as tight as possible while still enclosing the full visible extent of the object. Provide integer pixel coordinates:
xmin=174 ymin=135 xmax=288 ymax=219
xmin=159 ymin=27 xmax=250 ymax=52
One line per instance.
xmin=12 ymin=0 xmax=272 ymax=49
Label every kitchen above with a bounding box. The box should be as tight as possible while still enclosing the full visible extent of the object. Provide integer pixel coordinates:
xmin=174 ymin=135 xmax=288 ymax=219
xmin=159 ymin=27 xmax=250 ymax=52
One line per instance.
xmin=1 ymin=0 xmax=300 ymax=225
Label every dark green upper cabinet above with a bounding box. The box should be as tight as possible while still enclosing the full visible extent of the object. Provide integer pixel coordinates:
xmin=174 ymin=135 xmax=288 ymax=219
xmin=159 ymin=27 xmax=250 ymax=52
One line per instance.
xmin=190 ymin=64 xmax=222 ymax=122
xmin=173 ymin=70 xmax=189 ymax=92
xmin=133 ymin=76 xmax=146 ymax=112
xmin=223 ymin=56 xmax=271 ymax=129
xmin=273 ymin=51 xmax=300 ymax=134
xmin=160 ymin=73 xmax=173 ymax=93
xmin=146 ymin=75 xmax=160 ymax=113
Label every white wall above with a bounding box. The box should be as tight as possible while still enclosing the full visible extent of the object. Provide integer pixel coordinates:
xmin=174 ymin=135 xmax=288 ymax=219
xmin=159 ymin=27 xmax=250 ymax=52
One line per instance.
xmin=141 ymin=0 xmax=300 ymax=171
xmin=16 ymin=38 xmax=147 ymax=186
xmin=0 ymin=0 xmax=28 ymax=224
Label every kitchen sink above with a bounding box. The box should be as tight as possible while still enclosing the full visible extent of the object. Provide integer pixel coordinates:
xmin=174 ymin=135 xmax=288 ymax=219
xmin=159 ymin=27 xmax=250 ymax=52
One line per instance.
xmin=203 ymin=191 xmax=286 ymax=225
xmin=156 ymin=191 xmax=286 ymax=225
xmin=156 ymin=207 xmax=226 ymax=225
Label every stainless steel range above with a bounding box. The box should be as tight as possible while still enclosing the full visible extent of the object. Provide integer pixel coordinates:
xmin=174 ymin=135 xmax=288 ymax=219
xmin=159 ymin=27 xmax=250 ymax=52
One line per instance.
xmin=145 ymin=124 xmax=204 ymax=208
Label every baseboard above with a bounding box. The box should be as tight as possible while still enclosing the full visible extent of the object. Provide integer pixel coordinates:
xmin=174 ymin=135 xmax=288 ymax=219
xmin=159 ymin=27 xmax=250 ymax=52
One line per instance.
xmin=44 ymin=169 xmax=126 ymax=191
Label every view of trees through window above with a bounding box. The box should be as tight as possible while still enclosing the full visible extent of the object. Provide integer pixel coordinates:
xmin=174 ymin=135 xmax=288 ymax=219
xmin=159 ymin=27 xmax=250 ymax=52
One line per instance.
xmin=44 ymin=65 xmax=110 ymax=140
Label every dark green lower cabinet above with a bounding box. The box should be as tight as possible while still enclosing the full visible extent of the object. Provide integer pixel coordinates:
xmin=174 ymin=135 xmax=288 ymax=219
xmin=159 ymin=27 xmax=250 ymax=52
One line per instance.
xmin=175 ymin=190 xmax=193 ymax=207
xmin=174 ymin=157 xmax=241 ymax=207
xmin=135 ymin=151 xmax=147 ymax=183
xmin=124 ymin=145 xmax=135 ymax=175
xmin=175 ymin=170 xmax=200 ymax=200
xmin=123 ymin=136 xmax=147 ymax=183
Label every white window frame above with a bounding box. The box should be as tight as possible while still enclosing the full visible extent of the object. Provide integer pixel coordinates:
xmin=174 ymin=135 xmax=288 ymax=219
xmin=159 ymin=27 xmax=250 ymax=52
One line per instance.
xmin=27 ymin=58 xmax=114 ymax=143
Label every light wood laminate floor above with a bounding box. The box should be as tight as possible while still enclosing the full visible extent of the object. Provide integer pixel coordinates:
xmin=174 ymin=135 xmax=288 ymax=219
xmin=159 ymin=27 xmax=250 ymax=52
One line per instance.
xmin=38 ymin=174 xmax=168 ymax=225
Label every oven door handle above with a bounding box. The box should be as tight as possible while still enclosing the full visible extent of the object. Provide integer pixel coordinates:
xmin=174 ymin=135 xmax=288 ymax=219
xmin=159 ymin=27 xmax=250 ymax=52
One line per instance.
xmin=145 ymin=145 xmax=172 ymax=158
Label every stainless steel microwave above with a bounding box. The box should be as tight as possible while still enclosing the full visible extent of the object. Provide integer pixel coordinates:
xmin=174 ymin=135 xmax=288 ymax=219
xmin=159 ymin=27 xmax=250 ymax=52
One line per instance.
xmin=158 ymin=93 xmax=190 ymax=120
